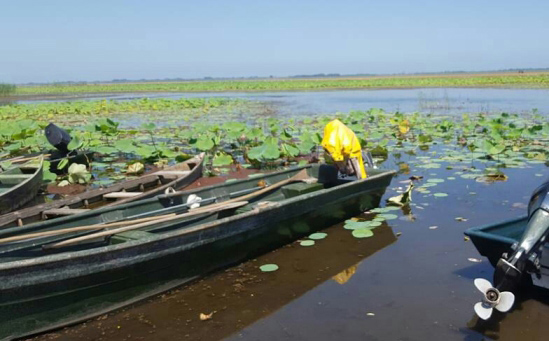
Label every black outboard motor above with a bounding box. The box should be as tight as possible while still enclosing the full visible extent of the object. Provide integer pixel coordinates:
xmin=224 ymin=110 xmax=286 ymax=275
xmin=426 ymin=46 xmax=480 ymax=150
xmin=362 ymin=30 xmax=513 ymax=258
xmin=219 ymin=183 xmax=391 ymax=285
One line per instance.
xmin=473 ymin=180 xmax=549 ymax=320
xmin=494 ymin=180 xmax=549 ymax=290
xmin=45 ymin=123 xmax=72 ymax=154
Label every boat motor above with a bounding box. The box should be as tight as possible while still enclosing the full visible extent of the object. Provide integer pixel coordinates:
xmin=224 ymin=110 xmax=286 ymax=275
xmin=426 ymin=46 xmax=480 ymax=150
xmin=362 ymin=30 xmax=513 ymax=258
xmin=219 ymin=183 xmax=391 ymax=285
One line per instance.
xmin=473 ymin=180 xmax=549 ymax=320
xmin=45 ymin=123 xmax=72 ymax=154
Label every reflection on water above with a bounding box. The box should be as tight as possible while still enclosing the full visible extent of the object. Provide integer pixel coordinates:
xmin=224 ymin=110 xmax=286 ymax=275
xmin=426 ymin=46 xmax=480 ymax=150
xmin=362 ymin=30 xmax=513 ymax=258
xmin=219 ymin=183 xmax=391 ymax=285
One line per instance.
xmin=332 ymin=264 xmax=358 ymax=285
xmin=34 ymin=223 xmax=396 ymax=341
xmin=465 ymin=287 xmax=549 ymax=340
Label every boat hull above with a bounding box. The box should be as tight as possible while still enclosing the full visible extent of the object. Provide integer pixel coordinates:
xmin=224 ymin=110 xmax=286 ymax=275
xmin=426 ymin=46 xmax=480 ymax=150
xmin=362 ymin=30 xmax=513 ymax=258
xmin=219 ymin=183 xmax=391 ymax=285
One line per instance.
xmin=0 ymin=157 xmax=43 ymax=215
xmin=0 ymin=167 xmax=394 ymax=339
xmin=464 ymin=216 xmax=549 ymax=290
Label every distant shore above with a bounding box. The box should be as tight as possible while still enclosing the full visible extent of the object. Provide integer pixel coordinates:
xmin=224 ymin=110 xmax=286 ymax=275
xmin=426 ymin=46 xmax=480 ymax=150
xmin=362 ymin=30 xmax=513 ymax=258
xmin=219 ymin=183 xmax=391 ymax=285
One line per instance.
xmin=9 ymin=71 xmax=549 ymax=98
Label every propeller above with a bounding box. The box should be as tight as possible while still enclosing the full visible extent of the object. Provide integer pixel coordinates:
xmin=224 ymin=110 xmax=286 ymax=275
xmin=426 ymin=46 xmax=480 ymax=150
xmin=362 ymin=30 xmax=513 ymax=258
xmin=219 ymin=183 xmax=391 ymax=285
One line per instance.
xmin=473 ymin=278 xmax=515 ymax=320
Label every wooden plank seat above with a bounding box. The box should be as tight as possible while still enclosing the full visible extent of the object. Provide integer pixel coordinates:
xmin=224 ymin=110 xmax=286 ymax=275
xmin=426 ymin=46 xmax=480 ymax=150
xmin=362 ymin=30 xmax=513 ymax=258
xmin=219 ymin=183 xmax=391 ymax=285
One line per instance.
xmin=154 ymin=170 xmax=191 ymax=179
xmin=0 ymin=174 xmax=34 ymax=180
xmin=103 ymin=192 xmax=144 ymax=199
xmin=43 ymin=208 xmax=91 ymax=216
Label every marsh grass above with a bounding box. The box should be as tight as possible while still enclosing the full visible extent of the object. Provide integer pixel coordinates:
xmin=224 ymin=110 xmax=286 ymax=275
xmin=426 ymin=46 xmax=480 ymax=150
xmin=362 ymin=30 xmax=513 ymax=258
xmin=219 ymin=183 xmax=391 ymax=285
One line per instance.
xmin=0 ymin=84 xmax=16 ymax=96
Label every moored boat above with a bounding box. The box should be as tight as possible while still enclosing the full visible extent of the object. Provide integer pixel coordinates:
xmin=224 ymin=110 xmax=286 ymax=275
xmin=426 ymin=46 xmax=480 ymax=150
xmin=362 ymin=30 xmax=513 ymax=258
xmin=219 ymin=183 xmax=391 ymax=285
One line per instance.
xmin=0 ymin=156 xmax=43 ymax=215
xmin=0 ymin=153 xmax=204 ymax=228
xmin=0 ymin=164 xmax=395 ymax=339
xmin=465 ymin=216 xmax=549 ymax=291
xmin=465 ymin=180 xmax=549 ymax=320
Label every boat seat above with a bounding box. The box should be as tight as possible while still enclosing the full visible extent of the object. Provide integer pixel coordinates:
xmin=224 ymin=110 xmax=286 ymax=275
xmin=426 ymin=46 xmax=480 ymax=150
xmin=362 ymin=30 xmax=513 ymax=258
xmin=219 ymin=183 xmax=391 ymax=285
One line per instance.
xmin=154 ymin=170 xmax=191 ymax=179
xmin=110 ymin=230 xmax=155 ymax=244
xmin=281 ymin=182 xmax=324 ymax=199
xmin=43 ymin=208 xmax=91 ymax=216
xmin=103 ymin=191 xmax=143 ymax=199
xmin=0 ymin=174 xmax=33 ymax=180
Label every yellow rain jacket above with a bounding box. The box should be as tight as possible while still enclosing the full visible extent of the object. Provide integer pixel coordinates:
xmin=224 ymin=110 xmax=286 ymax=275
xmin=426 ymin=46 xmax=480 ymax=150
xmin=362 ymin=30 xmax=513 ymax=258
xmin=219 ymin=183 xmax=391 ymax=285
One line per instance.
xmin=321 ymin=119 xmax=367 ymax=179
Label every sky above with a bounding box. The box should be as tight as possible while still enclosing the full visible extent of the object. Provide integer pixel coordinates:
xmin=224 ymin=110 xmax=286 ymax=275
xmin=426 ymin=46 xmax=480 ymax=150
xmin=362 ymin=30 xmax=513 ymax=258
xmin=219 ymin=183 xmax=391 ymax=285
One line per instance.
xmin=0 ymin=0 xmax=548 ymax=84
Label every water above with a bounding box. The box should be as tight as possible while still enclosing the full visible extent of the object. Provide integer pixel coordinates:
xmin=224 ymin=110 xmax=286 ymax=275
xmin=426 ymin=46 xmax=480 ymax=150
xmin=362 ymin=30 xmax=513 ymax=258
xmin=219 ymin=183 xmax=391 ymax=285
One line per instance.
xmin=24 ymin=89 xmax=549 ymax=340
xmin=15 ymin=87 xmax=549 ymax=116
xmin=34 ymin=148 xmax=549 ymax=341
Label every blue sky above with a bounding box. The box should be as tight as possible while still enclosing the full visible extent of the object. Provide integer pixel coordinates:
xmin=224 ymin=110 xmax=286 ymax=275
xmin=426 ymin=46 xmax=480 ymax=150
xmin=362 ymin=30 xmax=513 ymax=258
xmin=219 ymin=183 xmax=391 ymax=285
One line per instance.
xmin=1 ymin=0 xmax=547 ymax=83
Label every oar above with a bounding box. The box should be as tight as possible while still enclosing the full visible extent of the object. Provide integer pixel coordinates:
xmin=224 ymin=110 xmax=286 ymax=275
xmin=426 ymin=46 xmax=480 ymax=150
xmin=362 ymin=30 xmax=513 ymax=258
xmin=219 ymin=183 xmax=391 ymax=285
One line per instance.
xmin=44 ymin=168 xmax=314 ymax=249
xmin=0 ymin=214 xmax=177 ymax=244
xmin=43 ymin=201 xmax=249 ymax=250
xmin=10 ymin=154 xmax=51 ymax=164
xmin=205 ymin=169 xmax=313 ymax=205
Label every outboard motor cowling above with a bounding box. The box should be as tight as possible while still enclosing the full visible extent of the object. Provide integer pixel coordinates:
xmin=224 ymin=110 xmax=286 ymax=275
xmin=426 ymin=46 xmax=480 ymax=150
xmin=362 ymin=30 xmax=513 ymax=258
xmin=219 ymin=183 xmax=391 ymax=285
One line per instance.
xmin=45 ymin=123 xmax=72 ymax=153
xmin=473 ymin=180 xmax=549 ymax=320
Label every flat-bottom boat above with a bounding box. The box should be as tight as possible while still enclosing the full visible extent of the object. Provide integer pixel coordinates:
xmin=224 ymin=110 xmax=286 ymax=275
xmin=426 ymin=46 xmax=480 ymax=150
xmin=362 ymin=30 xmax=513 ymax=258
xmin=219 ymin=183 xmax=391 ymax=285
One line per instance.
xmin=0 ymin=164 xmax=395 ymax=340
xmin=0 ymin=153 xmax=204 ymax=228
xmin=465 ymin=216 xmax=549 ymax=291
xmin=0 ymin=156 xmax=43 ymax=215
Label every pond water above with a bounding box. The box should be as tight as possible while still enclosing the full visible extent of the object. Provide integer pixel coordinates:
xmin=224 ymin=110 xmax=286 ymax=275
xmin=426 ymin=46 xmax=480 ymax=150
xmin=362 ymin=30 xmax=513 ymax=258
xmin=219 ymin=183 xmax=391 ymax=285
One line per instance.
xmin=24 ymin=89 xmax=549 ymax=341
xmin=15 ymin=87 xmax=549 ymax=117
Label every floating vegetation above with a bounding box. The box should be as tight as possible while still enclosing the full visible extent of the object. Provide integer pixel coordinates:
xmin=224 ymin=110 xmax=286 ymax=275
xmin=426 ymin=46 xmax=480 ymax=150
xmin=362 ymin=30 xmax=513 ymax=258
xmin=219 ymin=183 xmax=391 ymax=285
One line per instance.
xmin=2 ymin=96 xmax=549 ymax=199
xmin=259 ymin=264 xmax=279 ymax=272
xmin=308 ymin=232 xmax=327 ymax=240
xmin=13 ymin=73 xmax=549 ymax=95
xmin=352 ymin=228 xmax=374 ymax=239
xmin=299 ymin=240 xmax=316 ymax=247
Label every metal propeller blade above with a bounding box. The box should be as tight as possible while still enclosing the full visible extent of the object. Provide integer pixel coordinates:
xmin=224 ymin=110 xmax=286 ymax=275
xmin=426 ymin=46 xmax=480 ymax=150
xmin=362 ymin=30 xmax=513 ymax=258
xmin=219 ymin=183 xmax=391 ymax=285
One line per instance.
xmin=474 ymin=278 xmax=492 ymax=294
xmin=494 ymin=291 xmax=515 ymax=313
xmin=474 ymin=302 xmax=493 ymax=320
xmin=473 ymin=278 xmax=515 ymax=320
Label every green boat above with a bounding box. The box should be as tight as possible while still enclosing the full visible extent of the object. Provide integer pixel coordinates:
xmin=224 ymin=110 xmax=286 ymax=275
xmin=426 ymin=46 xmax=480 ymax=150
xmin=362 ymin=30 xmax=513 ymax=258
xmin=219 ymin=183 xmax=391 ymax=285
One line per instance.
xmin=0 ymin=156 xmax=43 ymax=215
xmin=465 ymin=216 xmax=549 ymax=291
xmin=0 ymin=164 xmax=394 ymax=340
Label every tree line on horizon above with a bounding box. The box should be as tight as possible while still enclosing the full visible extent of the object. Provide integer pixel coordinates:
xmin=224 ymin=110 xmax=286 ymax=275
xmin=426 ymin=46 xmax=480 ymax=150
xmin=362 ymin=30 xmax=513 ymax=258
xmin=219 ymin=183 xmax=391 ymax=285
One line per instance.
xmin=12 ymin=67 xmax=549 ymax=86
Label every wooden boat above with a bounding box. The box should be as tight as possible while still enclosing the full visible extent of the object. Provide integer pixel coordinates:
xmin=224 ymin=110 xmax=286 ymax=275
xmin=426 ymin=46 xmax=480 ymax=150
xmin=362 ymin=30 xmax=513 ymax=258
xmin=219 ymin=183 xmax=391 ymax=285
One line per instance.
xmin=464 ymin=216 xmax=549 ymax=290
xmin=0 ymin=164 xmax=394 ymax=340
xmin=0 ymin=153 xmax=204 ymax=228
xmin=0 ymin=156 xmax=43 ymax=215
xmin=2 ymin=150 xmax=95 ymax=175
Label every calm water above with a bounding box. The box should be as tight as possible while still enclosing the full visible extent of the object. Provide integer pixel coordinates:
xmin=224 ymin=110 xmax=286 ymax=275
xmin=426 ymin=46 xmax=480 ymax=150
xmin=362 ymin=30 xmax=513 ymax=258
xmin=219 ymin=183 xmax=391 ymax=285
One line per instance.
xmin=16 ymin=87 xmax=549 ymax=116
xmin=37 ymin=151 xmax=549 ymax=341
xmin=26 ymin=89 xmax=549 ymax=341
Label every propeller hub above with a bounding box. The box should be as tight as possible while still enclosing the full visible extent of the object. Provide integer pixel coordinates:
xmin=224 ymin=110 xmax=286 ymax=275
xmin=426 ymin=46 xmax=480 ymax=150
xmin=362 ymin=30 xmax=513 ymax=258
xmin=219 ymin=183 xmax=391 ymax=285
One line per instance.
xmin=485 ymin=288 xmax=500 ymax=304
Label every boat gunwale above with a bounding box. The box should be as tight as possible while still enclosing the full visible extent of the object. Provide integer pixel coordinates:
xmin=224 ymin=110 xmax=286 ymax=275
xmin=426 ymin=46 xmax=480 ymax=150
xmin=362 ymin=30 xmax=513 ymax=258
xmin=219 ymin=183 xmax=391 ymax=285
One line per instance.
xmin=0 ymin=155 xmax=43 ymax=214
xmin=464 ymin=215 xmax=528 ymax=247
xmin=0 ymin=153 xmax=204 ymax=228
xmin=0 ymin=168 xmax=396 ymax=271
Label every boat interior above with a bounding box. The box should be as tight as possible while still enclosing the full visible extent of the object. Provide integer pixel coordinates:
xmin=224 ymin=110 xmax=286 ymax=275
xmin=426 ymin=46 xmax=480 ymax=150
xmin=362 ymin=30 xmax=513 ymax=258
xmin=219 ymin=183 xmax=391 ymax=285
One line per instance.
xmin=0 ymin=165 xmax=387 ymax=260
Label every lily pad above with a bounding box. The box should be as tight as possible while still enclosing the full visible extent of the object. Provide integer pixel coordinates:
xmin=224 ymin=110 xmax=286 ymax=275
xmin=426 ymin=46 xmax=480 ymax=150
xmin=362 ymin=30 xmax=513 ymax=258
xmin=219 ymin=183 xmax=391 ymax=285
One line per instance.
xmin=433 ymin=192 xmax=448 ymax=197
xmin=259 ymin=264 xmax=279 ymax=272
xmin=300 ymin=240 xmax=315 ymax=247
xmin=352 ymin=228 xmax=374 ymax=238
xmin=378 ymin=213 xmax=398 ymax=220
xmin=427 ymin=178 xmax=445 ymax=183
xmin=309 ymin=232 xmax=327 ymax=240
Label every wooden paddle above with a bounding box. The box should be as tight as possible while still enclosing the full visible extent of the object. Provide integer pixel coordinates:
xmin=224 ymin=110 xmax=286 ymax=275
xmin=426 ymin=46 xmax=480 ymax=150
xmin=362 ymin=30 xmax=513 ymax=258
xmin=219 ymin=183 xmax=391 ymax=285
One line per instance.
xmin=43 ymin=201 xmax=249 ymax=249
xmin=10 ymin=154 xmax=51 ymax=164
xmin=43 ymin=168 xmax=314 ymax=250
xmin=0 ymin=214 xmax=177 ymax=244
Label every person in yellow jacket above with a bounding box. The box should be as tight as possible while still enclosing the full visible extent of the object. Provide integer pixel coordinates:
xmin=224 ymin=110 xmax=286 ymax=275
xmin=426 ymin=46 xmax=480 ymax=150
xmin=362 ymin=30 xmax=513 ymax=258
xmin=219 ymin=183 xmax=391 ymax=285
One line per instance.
xmin=321 ymin=119 xmax=368 ymax=179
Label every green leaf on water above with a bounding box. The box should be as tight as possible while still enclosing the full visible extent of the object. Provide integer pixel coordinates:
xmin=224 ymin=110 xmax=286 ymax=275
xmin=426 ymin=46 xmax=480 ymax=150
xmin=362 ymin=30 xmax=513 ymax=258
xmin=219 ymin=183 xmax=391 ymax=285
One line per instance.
xmin=57 ymin=158 xmax=69 ymax=170
xmin=433 ymin=192 xmax=448 ymax=197
xmin=67 ymin=136 xmax=83 ymax=151
xmin=352 ymin=228 xmax=374 ymax=238
xmin=309 ymin=232 xmax=327 ymax=240
xmin=427 ymin=178 xmax=445 ymax=183
xmin=378 ymin=213 xmax=398 ymax=220
xmin=212 ymin=153 xmax=233 ymax=166
xmin=300 ymin=240 xmax=315 ymax=247
xmin=260 ymin=264 xmax=279 ymax=272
